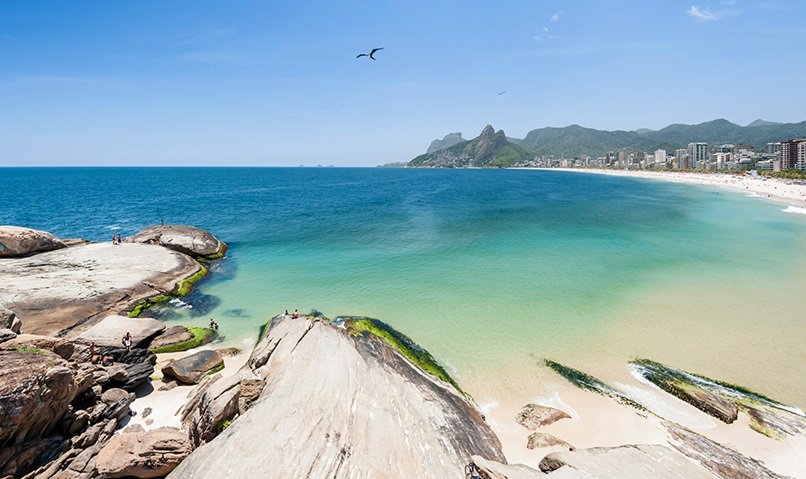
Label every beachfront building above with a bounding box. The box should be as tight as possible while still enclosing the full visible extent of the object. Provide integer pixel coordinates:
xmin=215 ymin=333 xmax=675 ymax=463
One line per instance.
xmin=780 ymin=139 xmax=806 ymax=170
xmin=675 ymin=148 xmax=689 ymax=169
xmin=797 ymin=141 xmax=806 ymax=171
xmin=654 ymin=149 xmax=667 ymax=168
xmin=687 ymin=142 xmax=709 ymax=169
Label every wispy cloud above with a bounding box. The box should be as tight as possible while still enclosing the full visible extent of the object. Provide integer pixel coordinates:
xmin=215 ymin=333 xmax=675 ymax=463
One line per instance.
xmin=550 ymin=11 xmax=563 ymax=22
xmin=533 ymin=36 xmax=542 ymax=43
xmin=687 ymin=4 xmax=740 ymax=21
xmin=687 ymin=6 xmax=720 ymax=21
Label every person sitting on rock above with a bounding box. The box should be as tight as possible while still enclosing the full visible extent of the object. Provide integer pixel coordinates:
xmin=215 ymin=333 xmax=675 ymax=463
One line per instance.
xmin=122 ymin=331 xmax=133 ymax=351
xmin=291 ymin=309 xmax=300 ymax=319
xmin=464 ymin=462 xmax=481 ymax=479
xmin=89 ymin=341 xmax=100 ymax=364
xmin=101 ymin=354 xmax=114 ymax=366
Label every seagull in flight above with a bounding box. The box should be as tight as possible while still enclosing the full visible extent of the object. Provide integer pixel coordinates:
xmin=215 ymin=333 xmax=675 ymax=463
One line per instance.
xmin=356 ymin=48 xmax=384 ymax=60
xmin=497 ymin=91 xmax=507 ymax=96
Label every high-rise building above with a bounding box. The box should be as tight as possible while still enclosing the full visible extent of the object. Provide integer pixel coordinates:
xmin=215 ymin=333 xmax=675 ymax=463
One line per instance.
xmin=654 ymin=149 xmax=667 ymax=166
xmin=687 ymin=142 xmax=708 ymax=169
xmin=675 ymin=148 xmax=689 ymax=169
xmin=780 ymin=139 xmax=805 ymax=170
xmin=797 ymin=142 xmax=806 ymax=172
xmin=766 ymin=142 xmax=781 ymax=155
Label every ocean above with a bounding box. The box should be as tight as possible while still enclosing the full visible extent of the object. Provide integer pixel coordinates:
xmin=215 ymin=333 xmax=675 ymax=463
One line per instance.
xmin=2 ymin=167 xmax=805 ymax=407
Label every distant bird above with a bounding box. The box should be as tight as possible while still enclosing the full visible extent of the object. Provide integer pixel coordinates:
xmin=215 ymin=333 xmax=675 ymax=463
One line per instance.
xmin=356 ymin=47 xmax=384 ymax=60
xmin=497 ymin=91 xmax=507 ymax=96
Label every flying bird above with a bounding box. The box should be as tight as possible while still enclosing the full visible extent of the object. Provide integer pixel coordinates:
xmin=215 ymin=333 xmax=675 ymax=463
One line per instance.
xmin=497 ymin=91 xmax=507 ymax=96
xmin=356 ymin=48 xmax=384 ymax=60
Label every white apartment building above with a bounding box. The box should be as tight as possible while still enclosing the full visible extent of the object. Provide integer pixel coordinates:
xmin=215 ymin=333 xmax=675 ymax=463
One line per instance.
xmin=687 ymin=142 xmax=709 ymax=169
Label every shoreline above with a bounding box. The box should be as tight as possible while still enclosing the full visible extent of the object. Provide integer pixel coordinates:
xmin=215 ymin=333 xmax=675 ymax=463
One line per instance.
xmin=528 ymin=167 xmax=806 ymax=210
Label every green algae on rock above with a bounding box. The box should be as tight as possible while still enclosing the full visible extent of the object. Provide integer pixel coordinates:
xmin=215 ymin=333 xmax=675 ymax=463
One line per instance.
xmin=340 ymin=316 xmax=466 ymax=397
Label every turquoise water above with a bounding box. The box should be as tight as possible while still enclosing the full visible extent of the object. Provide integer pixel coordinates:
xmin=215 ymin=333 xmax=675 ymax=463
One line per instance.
xmin=2 ymin=167 xmax=805 ymax=405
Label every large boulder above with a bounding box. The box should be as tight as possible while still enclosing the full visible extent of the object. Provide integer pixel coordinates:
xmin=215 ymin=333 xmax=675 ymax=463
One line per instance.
xmin=95 ymin=427 xmax=191 ymax=478
xmin=162 ymin=349 xmax=223 ymax=385
xmin=168 ymin=315 xmax=506 ymax=478
xmin=0 ymin=225 xmax=66 ymax=257
xmin=149 ymin=325 xmax=215 ymax=353
xmin=516 ymin=403 xmax=571 ymax=430
xmin=77 ymin=315 xmax=166 ymax=348
xmin=126 ymin=225 xmax=227 ymax=259
xmin=0 ymin=350 xmax=80 ymax=476
xmin=527 ymin=432 xmax=573 ymax=450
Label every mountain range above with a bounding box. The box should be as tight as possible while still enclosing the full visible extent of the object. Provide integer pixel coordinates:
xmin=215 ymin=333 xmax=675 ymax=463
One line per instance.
xmin=409 ymin=125 xmax=532 ymax=167
xmin=407 ymin=119 xmax=806 ymax=167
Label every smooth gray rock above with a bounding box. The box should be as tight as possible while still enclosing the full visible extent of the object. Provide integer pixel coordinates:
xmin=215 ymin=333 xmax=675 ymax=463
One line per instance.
xmin=161 ymin=349 xmax=223 ymax=385
xmin=77 ymin=315 xmax=165 ymax=348
xmin=539 ymin=444 xmax=717 ymax=478
xmin=126 ymin=225 xmax=227 ymax=258
xmin=95 ymin=426 xmax=190 ymax=479
xmin=471 ymin=455 xmax=543 ymax=479
xmin=516 ymin=403 xmax=571 ymax=430
xmin=0 ymin=242 xmax=201 ymax=336
xmin=0 ymin=328 xmax=17 ymax=343
xmin=0 ymin=225 xmax=66 ymax=257
xmin=527 ymin=432 xmax=574 ymax=450
xmin=169 ymin=316 xmax=505 ymax=478
xmin=663 ymin=422 xmax=793 ymax=479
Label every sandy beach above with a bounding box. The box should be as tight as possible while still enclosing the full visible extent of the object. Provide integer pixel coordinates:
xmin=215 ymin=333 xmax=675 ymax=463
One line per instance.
xmin=545 ymin=168 xmax=806 ymax=211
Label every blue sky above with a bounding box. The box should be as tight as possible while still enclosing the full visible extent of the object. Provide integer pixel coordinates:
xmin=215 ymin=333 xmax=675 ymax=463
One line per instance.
xmin=1 ymin=1 xmax=804 ymax=166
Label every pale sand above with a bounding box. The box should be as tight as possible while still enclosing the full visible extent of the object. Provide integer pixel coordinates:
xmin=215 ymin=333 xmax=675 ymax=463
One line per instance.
xmin=124 ymin=347 xmax=250 ymax=431
xmin=482 ymin=381 xmax=806 ymax=478
xmin=543 ymin=167 xmax=806 ymax=209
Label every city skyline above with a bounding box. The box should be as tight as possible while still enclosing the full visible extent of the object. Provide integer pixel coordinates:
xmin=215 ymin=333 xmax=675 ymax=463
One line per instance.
xmin=1 ymin=1 xmax=805 ymax=166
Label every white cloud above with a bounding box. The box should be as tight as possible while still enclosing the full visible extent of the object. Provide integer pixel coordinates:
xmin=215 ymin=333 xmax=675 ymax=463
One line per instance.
xmin=687 ymin=5 xmax=720 ymax=21
xmin=534 ymin=36 xmax=542 ymax=42
xmin=550 ymin=11 xmax=563 ymax=22
xmin=543 ymin=27 xmax=550 ymax=32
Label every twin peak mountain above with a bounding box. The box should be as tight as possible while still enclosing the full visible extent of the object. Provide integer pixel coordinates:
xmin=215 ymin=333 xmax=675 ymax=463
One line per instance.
xmin=410 ymin=125 xmax=532 ymax=168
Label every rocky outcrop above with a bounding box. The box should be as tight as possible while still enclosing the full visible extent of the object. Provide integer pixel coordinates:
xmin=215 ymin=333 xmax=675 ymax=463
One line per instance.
xmin=516 ymin=403 xmax=571 ymax=430
xmin=125 ymin=225 xmax=227 ymax=259
xmin=161 ymin=349 xmax=223 ymax=385
xmin=95 ymin=427 xmax=191 ymax=479
xmin=527 ymin=432 xmax=573 ymax=450
xmin=0 ymin=304 xmax=21 ymax=333
xmin=539 ymin=444 xmax=717 ymax=478
xmin=0 ymin=329 xmax=16 ymax=343
xmin=471 ymin=455 xmax=543 ymax=479
xmin=0 ymin=350 xmax=80 ymax=448
xmin=0 ymin=242 xmax=202 ymax=336
xmin=180 ymin=369 xmax=264 ymax=447
xmin=0 ymin=336 xmax=158 ymax=478
xmin=663 ymin=422 xmax=793 ymax=479
xmin=0 ymin=225 xmax=65 ymax=257
xmin=409 ymin=125 xmax=533 ymax=168
xmin=77 ymin=315 xmax=166 ymax=348
xmin=148 ymin=325 xmax=215 ymax=353
xmin=427 ymin=132 xmax=465 ymax=153
xmin=168 ymin=315 xmax=506 ymax=478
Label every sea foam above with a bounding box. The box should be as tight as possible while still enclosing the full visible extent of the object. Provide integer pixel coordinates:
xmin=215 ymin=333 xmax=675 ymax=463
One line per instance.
xmin=782 ymin=205 xmax=806 ymax=215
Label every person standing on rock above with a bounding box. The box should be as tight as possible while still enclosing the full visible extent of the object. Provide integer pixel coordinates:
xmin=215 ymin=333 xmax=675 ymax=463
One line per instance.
xmin=122 ymin=331 xmax=133 ymax=351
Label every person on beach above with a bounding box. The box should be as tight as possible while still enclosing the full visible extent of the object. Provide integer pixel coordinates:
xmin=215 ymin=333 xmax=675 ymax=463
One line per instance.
xmin=160 ymin=216 xmax=164 ymax=226
xmin=122 ymin=331 xmax=133 ymax=351
xmin=464 ymin=462 xmax=482 ymax=479
xmin=112 ymin=234 xmax=117 ymax=245
xmin=292 ymin=309 xmax=300 ymax=319
xmin=209 ymin=318 xmax=219 ymax=331
xmin=284 ymin=309 xmax=289 ymax=316
xmin=117 ymin=234 xmax=122 ymax=244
